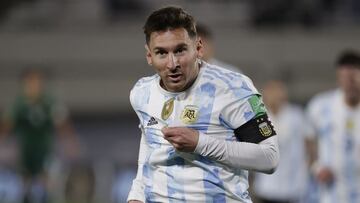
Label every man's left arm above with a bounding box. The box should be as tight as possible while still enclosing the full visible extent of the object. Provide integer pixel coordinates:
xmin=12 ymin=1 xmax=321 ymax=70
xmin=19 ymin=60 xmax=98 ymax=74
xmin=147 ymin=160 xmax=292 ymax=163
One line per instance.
xmin=195 ymin=128 xmax=278 ymax=174
xmin=163 ymin=92 xmax=279 ymax=174
xmin=162 ymin=117 xmax=279 ymax=174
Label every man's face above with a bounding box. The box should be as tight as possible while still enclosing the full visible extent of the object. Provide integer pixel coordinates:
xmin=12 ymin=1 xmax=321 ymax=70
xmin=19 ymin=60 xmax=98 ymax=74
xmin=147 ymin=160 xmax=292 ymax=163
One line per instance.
xmin=23 ymin=72 xmax=44 ymax=100
xmin=145 ymin=27 xmax=203 ymax=92
xmin=337 ymin=65 xmax=360 ymax=104
xmin=262 ymin=80 xmax=287 ymax=111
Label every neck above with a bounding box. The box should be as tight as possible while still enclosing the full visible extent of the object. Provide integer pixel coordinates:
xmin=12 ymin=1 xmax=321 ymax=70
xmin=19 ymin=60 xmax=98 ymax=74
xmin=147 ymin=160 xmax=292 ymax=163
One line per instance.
xmin=184 ymin=62 xmax=200 ymax=90
xmin=345 ymin=97 xmax=360 ymax=108
xmin=269 ymin=105 xmax=281 ymax=115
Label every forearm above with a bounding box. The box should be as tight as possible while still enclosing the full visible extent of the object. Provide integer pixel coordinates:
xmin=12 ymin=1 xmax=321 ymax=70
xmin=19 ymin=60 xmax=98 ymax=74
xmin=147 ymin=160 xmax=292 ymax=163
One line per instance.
xmin=194 ymin=133 xmax=279 ymax=174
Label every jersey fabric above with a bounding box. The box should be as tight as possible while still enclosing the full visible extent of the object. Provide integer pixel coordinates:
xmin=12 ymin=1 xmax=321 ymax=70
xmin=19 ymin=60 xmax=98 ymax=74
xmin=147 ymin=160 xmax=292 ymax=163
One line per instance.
xmin=128 ymin=62 xmax=267 ymax=203
xmin=209 ymin=58 xmax=242 ymax=73
xmin=307 ymin=89 xmax=360 ymax=203
xmin=5 ymin=94 xmax=67 ymax=176
xmin=253 ymin=104 xmax=309 ymax=201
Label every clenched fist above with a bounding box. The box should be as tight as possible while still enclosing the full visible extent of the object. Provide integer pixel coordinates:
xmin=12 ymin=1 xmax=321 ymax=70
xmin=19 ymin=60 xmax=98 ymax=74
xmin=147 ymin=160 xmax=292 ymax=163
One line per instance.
xmin=162 ymin=127 xmax=199 ymax=152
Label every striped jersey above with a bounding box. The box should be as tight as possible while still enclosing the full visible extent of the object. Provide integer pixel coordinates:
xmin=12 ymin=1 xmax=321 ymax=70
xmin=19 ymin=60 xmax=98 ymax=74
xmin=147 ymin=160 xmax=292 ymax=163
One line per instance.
xmin=128 ymin=62 xmax=264 ymax=202
xmin=253 ymin=104 xmax=309 ymax=201
xmin=307 ymin=89 xmax=360 ymax=203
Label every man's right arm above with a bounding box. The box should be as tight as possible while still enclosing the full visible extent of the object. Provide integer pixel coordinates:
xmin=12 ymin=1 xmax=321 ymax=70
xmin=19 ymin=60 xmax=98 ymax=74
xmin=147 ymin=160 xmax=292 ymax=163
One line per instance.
xmin=305 ymin=97 xmax=335 ymax=185
xmin=127 ymin=132 xmax=147 ymax=203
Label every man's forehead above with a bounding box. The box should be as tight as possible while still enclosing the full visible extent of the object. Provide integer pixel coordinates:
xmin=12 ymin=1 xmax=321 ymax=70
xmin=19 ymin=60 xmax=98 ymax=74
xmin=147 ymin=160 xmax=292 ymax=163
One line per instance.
xmin=338 ymin=64 xmax=360 ymax=70
xmin=148 ymin=28 xmax=195 ymax=48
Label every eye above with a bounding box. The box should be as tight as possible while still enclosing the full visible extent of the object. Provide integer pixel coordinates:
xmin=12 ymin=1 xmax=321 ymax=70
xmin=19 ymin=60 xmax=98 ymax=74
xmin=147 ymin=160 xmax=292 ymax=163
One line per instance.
xmin=175 ymin=47 xmax=186 ymax=54
xmin=155 ymin=50 xmax=167 ymax=56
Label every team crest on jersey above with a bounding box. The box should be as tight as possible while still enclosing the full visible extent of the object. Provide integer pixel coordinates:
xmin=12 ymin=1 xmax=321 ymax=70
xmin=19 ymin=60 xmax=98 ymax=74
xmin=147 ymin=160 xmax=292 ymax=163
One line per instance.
xmin=259 ymin=122 xmax=272 ymax=137
xmin=180 ymin=105 xmax=199 ymax=124
xmin=161 ymin=98 xmax=175 ymax=120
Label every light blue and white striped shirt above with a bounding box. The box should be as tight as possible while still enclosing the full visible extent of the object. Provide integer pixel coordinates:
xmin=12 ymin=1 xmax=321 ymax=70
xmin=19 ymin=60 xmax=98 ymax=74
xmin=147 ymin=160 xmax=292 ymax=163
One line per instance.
xmin=128 ymin=62 xmax=266 ymax=203
xmin=307 ymin=89 xmax=360 ymax=203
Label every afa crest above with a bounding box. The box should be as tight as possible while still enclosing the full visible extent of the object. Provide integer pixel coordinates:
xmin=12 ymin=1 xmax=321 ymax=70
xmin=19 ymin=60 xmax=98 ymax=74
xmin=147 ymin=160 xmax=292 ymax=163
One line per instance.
xmin=259 ymin=122 xmax=273 ymax=137
xmin=180 ymin=105 xmax=199 ymax=124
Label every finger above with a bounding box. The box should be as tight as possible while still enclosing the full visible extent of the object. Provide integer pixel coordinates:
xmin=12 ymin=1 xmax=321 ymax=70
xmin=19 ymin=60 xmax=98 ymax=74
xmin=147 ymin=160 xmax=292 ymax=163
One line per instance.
xmin=172 ymin=143 xmax=184 ymax=151
xmin=164 ymin=135 xmax=177 ymax=144
xmin=162 ymin=127 xmax=173 ymax=136
xmin=162 ymin=127 xmax=180 ymax=138
xmin=163 ymin=131 xmax=174 ymax=139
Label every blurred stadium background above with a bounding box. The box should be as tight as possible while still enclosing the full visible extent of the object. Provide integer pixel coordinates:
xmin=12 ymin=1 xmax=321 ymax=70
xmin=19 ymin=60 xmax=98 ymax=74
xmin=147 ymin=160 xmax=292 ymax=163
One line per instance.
xmin=0 ymin=0 xmax=359 ymax=202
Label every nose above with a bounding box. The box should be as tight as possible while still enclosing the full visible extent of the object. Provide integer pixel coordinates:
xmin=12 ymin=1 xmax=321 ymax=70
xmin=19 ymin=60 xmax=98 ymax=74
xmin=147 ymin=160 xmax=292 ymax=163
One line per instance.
xmin=166 ymin=53 xmax=178 ymax=70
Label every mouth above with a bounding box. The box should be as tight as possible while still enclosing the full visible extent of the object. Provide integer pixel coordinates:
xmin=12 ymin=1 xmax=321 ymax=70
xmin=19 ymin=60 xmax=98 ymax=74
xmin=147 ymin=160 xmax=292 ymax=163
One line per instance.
xmin=168 ymin=73 xmax=182 ymax=82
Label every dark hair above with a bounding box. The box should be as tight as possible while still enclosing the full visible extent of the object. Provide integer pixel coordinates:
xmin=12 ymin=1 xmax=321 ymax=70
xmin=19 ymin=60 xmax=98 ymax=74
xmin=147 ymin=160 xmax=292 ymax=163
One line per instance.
xmin=196 ymin=23 xmax=213 ymax=40
xmin=143 ymin=6 xmax=197 ymax=44
xmin=336 ymin=49 xmax=360 ymax=68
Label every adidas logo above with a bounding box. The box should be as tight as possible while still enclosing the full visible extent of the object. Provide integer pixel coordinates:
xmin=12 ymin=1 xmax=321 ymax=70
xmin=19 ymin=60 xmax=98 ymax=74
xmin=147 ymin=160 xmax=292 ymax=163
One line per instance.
xmin=147 ymin=117 xmax=158 ymax=126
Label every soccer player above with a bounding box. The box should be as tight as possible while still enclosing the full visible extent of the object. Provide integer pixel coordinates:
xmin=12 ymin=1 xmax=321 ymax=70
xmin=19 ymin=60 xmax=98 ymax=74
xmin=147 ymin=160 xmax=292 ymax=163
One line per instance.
xmin=253 ymin=80 xmax=309 ymax=203
xmin=306 ymin=50 xmax=360 ymax=203
xmin=127 ymin=6 xmax=279 ymax=203
xmin=0 ymin=68 xmax=79 ymax=203
xmin=196 ymin=23 xmax=242 ymax=73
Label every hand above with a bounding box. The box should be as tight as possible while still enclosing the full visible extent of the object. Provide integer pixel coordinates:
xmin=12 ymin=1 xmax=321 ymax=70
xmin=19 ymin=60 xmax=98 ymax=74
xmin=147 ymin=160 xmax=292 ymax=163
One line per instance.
xmin=128 ymin=201 xmax=143 ymax=203
xmin=316 ymin=167 xmax=335 ymax=185
xmin=162 ymin=127 xmax=199 ymax=152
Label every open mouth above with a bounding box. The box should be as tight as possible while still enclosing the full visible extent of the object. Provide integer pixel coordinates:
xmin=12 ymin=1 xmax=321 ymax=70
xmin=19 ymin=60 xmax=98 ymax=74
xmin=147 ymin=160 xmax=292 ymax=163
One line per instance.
xmin=168 ymin=73 xmax=182 ymax=82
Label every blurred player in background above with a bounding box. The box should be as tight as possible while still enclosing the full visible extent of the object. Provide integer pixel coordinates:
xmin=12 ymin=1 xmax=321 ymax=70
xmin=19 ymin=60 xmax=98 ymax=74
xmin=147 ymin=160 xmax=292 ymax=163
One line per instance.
xmin=306 ymin=50 xmax=360 ymax=203
xmin=0 ymin=68 xmax=79 ymax=203
xmin=127 ymin=6 xmax=279 ymax=203
xmin=196 ymin=23 xmax=242 ymax=73
xmin=253 ymin=80 xmax=309 ymax=203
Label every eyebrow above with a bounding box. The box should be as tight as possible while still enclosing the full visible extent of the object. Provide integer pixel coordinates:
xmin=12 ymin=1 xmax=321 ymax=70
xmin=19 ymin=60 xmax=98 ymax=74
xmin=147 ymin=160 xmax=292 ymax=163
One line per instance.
xmin=153 ymin=43 xmax=188 ymax=52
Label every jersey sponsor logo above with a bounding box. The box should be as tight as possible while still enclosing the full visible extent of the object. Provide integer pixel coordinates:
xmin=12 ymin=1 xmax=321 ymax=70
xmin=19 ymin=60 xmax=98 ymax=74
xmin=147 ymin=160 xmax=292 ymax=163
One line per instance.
xmin=162 ymin=97 xmax=175 ymax=120
xmin=180 ymin=105 xmax=199 ymax=124
xmin=248 ymin=95 xmax=266 ymax=116
xmin=147 ymin=117 xmax=158 ymax=126
xmin=259 ymin=121 xmax=273 ymax=137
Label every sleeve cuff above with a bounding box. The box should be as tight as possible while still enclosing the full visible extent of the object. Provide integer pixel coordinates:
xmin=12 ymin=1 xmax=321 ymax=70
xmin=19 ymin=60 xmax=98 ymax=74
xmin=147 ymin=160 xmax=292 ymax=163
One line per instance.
xmin=127 ymin=180 xmax=145 ymax=203
xmin=194 ymin=132 xmax=207 ymax=154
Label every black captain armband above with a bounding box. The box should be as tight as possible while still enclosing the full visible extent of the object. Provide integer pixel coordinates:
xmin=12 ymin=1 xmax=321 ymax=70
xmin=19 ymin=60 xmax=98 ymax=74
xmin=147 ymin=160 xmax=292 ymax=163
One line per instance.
xmin=234 ymin=114 xmax=276 ymax=144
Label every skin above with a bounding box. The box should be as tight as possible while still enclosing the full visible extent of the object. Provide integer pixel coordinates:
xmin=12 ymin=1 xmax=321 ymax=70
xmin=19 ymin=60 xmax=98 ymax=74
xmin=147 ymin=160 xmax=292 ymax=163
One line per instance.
xmin=145 ymin=27 xmax=203 ymax=93
xmin=129 ymin=28 xmax=203 ymax=203
xmin=262 ymin=80 xmax=288 ymax=115
xmin=314 ymin=65 xmax=360 ymax=185
xmin=337 ymin=65 xmax=360 ymax=107
xmin=23 ymin=72 xmax=44 ymax=102
xmin=198 ymin=35 xmax=215 ymax=62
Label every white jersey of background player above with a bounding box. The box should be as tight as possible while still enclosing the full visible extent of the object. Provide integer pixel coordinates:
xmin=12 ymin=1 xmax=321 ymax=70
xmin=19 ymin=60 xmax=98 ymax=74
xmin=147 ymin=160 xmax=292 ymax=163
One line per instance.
xmin=253 ymin=81 xmax=309 ymax=202
xmin=306 ymin=50 xmax=360 ymax=203
xmin=127 ymin=6 xmax=279 ymax=203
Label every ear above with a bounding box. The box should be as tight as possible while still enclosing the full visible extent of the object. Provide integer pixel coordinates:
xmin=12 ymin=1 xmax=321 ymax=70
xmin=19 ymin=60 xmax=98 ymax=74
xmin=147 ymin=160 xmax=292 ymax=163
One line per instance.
xmin=196 ymin=38 xmax=204 ymax=59
xmin=145 ymin=44 xmax=153 ymax=65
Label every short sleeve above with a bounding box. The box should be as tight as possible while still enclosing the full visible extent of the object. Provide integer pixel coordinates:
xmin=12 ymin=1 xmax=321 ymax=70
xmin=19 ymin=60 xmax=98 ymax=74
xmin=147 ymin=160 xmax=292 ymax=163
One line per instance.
xmin=220 ymin=76 xmax=266 ymax=129
xmin=305 ymin=97 xmax=321 ymax=139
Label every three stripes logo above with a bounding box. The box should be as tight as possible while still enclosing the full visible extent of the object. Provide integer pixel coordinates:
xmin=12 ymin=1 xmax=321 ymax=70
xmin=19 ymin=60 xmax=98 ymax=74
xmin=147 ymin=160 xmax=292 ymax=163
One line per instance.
xmin=147 ymin=117 xmax=158 ymax=126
